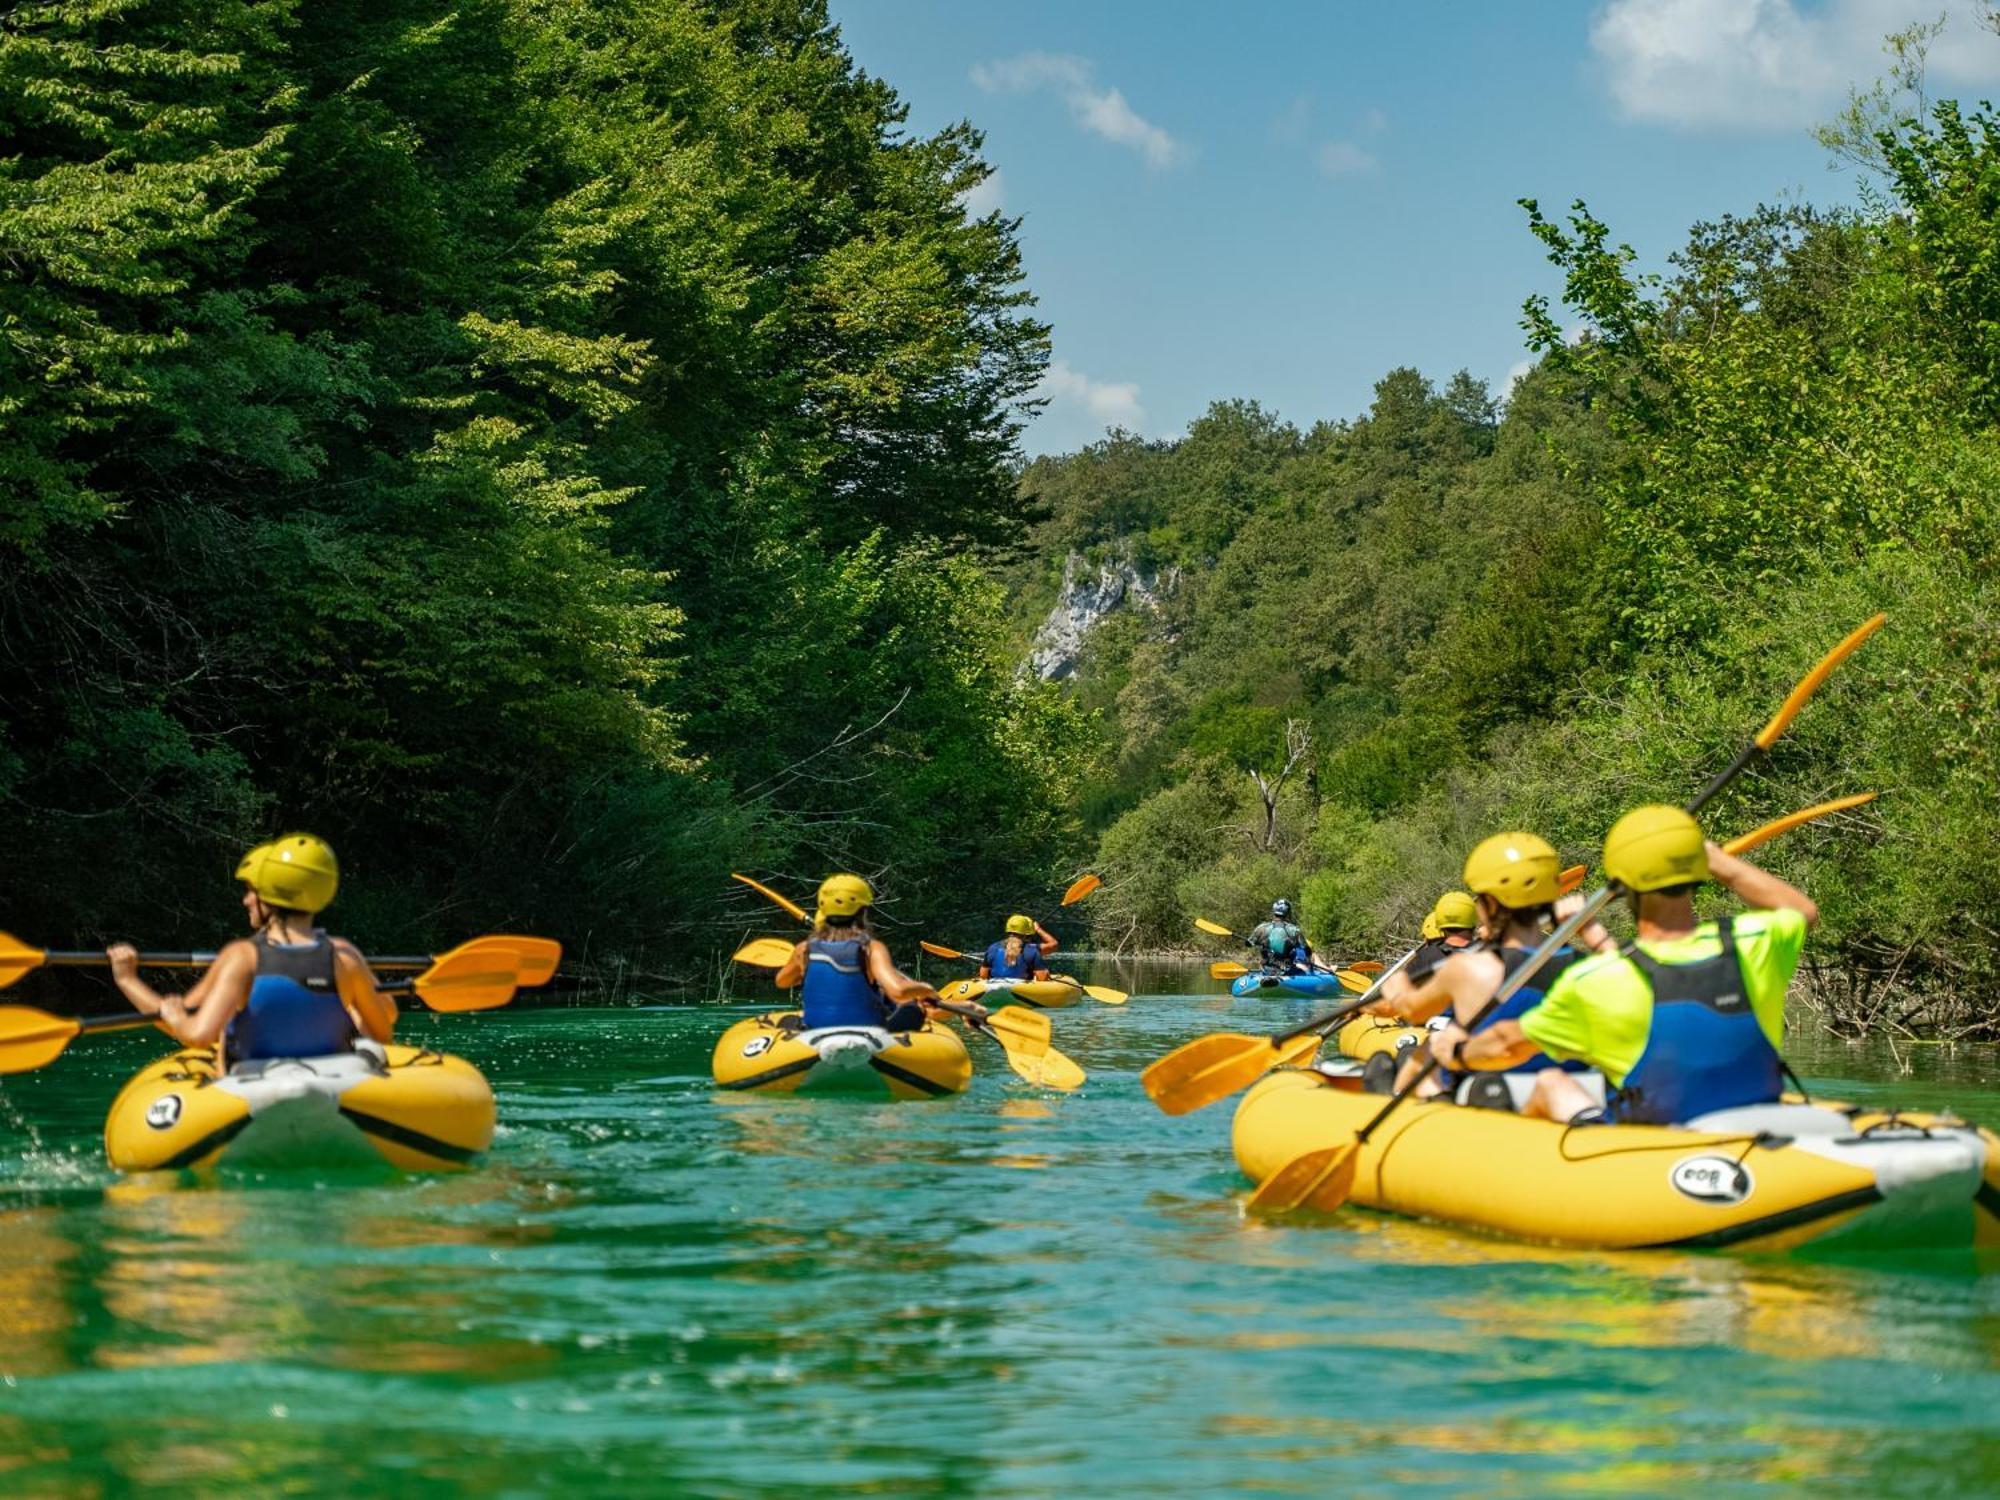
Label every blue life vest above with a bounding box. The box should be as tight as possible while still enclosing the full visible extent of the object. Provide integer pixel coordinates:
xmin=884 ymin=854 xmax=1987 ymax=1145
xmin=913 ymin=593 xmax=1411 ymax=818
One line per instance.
xmin=801 ymin=937 xmax=889 ymax=1028
xmin=1254 ymin=921 xmax=1309 ymax=973
xmin=983 ymin=940 xmax=1044 ymax=980
xmin=1607 ymin=916 xmax=1783 ymax=1125
xmin=1437 ymin=943 xmax=1587 ymax=1093
xmin=227 ymin=930 xmax=356 ymax=1061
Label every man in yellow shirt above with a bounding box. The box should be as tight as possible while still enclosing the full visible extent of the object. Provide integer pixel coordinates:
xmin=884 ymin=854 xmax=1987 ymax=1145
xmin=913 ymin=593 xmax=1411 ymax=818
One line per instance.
xmin=1431 ymin=805 xmax=1818 ymax=1125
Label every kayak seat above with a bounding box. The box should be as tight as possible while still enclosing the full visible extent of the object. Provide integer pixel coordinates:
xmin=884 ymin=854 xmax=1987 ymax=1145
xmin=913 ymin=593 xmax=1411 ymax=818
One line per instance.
xmin=1453 ymin=1071 xmax=1608 ymax=1113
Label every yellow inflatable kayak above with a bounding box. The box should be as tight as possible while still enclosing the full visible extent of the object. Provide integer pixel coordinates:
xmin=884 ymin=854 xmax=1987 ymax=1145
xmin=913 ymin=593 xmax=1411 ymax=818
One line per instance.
xmin=104 ymin=1042 xmax=495 ymax=1173
xmin=1333 ymin=1012 xmax=1424 ymax=1062
xmin=937 ymin=976 xmax=1081 ymax=1010
xmin=711 ymin=1012 xmax=971 ymax=1099
xmin=1233 ymin=1068 xmax=2000 ymax=1251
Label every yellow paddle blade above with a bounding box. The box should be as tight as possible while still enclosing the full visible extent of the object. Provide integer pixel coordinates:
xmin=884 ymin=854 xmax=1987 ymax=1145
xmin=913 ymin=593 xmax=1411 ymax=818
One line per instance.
xmin=410 ymin=947 xmax=523 ymax=1013
xmin=1140 ymin=1030 xmax=1321 ymax=1116
xmin=0 ymin=1005 xmax=81 ymax=1075
xmin=1558 ymin=864 xmax=1587 ymax=895
xmin=731 ymin=872 xmax=810 ymax=925
xmin=1248 ymin=1141 xmax=1359 ymax=1215
xmin=1755 ymin=614 xmax=1886 ymax=749
xmin=982 ymin=1004 xmax=1051 ymax=1052
xmin=1061 ymin=873 xmax=1102 ymax=905
xmin=920 ymin=940 xmax=972 ymax=961
xmin=732 ymin=938 xmax=797 ymax=969
xmin=1336 ymin=969 xmax=1372 ymax=995
xmin=1022 ymin=1040 xmax=1087 ymax=1090
xmin=1724 ymin=792 xmax=1878 ymax=856
xmin=1210 ymin=961 xmax=1249 ymax=979
xmin=981 ymin=1007 xmax=1087 ymax=1089
xmin=1193 ymin=918 xmax=1235 ymax=938
xmin=0 ymin=932 xmax=50 ymax=992
xmin=1079 ymin=982 xmax=1127 ymax=1005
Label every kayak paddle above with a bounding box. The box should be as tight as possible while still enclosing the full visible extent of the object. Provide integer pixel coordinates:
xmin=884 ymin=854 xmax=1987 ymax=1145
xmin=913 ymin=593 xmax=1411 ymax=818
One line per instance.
xmin=0 ymin=939 xmax=543 ymax=1075
xmin=0 ymin=933 xmax=559 ymax=990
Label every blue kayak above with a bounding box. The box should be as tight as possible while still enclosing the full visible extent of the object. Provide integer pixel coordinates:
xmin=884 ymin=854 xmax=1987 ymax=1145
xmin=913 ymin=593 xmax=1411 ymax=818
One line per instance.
xmin=1229 ymin=970 xmax=1349 ymax=998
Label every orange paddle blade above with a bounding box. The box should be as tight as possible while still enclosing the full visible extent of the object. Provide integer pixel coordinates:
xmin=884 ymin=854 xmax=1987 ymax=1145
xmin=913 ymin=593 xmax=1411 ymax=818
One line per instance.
xmin=921 ymin=940 xmax=972 ymax=961
xmin=1558 ymin=864 xmax=1587 ymax=895
xmin=0 ymin=933 xmax=49 ymax=992
xmin=731 ymin=873 xmax=810 ymax=924
xmin=1141 ymin=1031 xmax=1320 ymax=1116
xmin=1724 ymin=792 xmax=1878 ymax=856
xmin=481 ymin=936 xmax=561 ymax=985
xmin=1061 ymin=873 xmax=1102 ymax=905
xmin=0 ymin=1006 xmax=81 ymax=1074
xmin=1345 ymin=961 xmax=1386 ymax=974
xmin=1755 ymin=614 xmax=1886 ymax=749
xmin=410 ymin=947 xmax=522 ymax=1013
xmin=1248 ymin=1142 xmax=1359 ymax=1214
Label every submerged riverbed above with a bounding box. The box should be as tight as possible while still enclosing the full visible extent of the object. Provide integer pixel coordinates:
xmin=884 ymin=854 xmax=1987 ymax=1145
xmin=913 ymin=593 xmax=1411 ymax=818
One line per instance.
xmin=4 ymin=962 xmax=2000 ymax=1496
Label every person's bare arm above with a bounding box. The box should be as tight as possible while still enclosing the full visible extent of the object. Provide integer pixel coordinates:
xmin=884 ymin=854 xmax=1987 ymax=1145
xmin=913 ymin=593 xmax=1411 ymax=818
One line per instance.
xmin=334 ymin=940 xmax=396 ymax=1042
xmin=773 ymin=940 xmax=807 ymax=989
xmin=1034 ymin=920 xmax=1058 ymax=957
xmin=867 ymin=942 xmax=939 ymax=1004
xmin=1707 ymin=842 xmax=1818 ymax=927
xmin=132 ymin=943 xmax=257 ymax=1047
xmin=1430 ymin=1018 xmax=1543 ymax=1072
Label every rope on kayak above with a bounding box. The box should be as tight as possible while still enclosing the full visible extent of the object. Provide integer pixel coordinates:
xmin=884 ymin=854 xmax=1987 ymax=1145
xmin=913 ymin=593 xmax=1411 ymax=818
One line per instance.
xmin=1554 ymin=1124 xmax=1773 ymax=1165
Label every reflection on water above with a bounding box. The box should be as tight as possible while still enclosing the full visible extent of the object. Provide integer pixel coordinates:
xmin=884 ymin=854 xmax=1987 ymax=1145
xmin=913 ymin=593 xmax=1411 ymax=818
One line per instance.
xmin=0 ymin=981 xmax=1998 ymax=1495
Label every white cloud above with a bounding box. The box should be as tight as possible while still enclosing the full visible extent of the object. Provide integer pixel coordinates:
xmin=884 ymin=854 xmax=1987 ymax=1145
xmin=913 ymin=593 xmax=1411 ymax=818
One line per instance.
xmin=971 ymin=53 xmax=1183 ymax=169
xmin=1592 ymin=0 xmax=2000 ymax=132
xmin=1316 ymin=140 xmax=1379 ymax=178
xmin=1037 ymin=359 xmax=1145 ymax=432
xmin=1271 ymin=95 xmax=1312 ymax=143
xmin=959 ymin=169 xmax=1004 ymax=218
xmin=1501 ymin=356 xmax=1537 ymax=400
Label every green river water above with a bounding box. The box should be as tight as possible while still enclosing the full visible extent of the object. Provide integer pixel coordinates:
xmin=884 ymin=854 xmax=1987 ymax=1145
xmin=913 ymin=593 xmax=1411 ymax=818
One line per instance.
xmin=4 ymin=958 xmax=2000 ymax=1496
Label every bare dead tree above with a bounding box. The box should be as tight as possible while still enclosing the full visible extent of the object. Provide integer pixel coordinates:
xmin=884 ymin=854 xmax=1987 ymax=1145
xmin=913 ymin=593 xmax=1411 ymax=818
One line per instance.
xmin=1249 ymin=717 xmax=1313 ymax=853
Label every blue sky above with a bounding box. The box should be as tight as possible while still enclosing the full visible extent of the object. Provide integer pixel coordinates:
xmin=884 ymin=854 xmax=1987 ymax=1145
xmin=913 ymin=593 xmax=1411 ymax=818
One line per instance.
xmin=827 ymin=1 xmax=2000 ymax=455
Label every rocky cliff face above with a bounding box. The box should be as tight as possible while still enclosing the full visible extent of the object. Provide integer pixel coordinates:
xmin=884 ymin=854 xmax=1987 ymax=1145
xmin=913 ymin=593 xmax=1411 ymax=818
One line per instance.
xmin=1026 ymin=552 xmax=1175 ymax=680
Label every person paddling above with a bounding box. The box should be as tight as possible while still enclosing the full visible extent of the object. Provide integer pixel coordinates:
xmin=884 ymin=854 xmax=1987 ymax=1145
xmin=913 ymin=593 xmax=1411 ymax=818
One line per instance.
xmin=1435 ymin=806 xmax=1817 ymax=1125
xmin=1368 ymin=834 xmax=1613 ymax=1099
xmin=774 ymin=875 xmax=982 ymax=1031
xmin=107 ymin=835 xmax=393 ymax=1060
xmin=1248 ymin=900 xmax=1315 ymax=975
xmin=980 ymin=914 xmax=1057 ymax=981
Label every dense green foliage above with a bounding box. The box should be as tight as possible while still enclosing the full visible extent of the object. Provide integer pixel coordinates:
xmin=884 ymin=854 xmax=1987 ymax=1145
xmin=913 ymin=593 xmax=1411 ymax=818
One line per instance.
xmin=0 ymin=0 xmax=1088 ymax=972
xmin=1024 ymin=98 xmax=2000 ymax=1028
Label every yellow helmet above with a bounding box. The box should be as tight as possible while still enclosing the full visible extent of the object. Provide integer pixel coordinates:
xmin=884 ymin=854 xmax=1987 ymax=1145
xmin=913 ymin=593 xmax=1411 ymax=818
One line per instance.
xmin=1421 ymin=912 xmax=1441 ymax=940
xmin=1004 ymin=913 xmax=1036 ymax=937
xmin=1432 ymin=890 xmax=1479 ymax=932
xmin=1603 ymin=805 xmax=1709 ymax=892
xmin=1462 ymin=832 xmax=1560 ymax=909
xmin=236 ymin=833 xmax=339 ymax=914
xmin=816 ymin=873 xmax=874 ymax=923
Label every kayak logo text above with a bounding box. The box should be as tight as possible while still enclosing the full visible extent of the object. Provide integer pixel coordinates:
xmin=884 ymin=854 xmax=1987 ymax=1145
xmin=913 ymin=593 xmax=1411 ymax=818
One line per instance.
xmin=741 ymin=1036 xmax=774 ymax=1058
xmin=145 ymin=1094 xmax=184 ymax=1131
xmin=1669 ymin=1155 xmax=1752 ymax=1205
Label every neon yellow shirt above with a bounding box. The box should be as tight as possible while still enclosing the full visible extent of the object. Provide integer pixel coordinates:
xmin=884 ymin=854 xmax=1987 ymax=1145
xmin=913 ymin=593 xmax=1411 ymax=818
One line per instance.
xmin=1517 ymin=909 xmax=1808 ymax=1086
